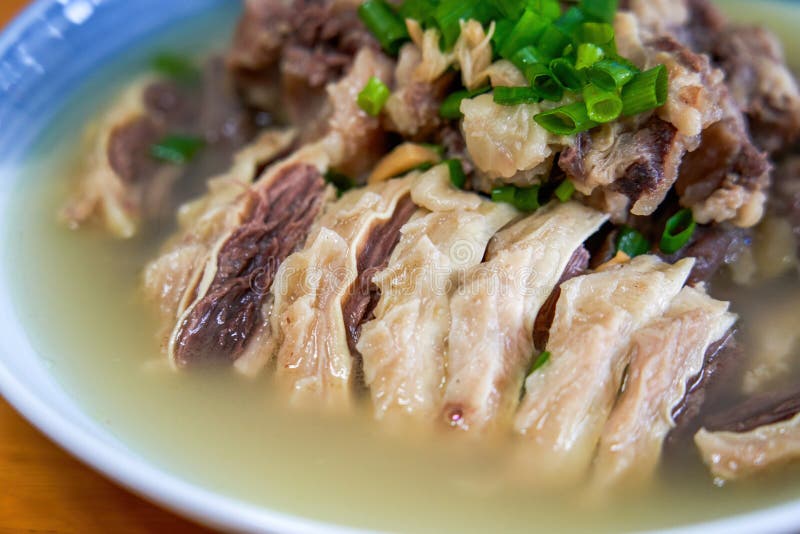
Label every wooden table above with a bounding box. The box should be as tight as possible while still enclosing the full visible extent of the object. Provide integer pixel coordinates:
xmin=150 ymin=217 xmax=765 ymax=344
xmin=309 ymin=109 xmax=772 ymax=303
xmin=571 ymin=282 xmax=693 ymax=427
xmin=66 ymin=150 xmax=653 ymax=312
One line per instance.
xmin=1 ymin=3 xmax=215 ymax=532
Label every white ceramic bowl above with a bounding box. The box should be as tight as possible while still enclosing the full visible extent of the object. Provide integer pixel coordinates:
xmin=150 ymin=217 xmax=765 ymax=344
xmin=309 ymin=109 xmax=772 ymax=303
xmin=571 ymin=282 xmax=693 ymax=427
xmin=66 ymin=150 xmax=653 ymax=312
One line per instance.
xmin=1 ymin=1 xmax=799 ymax=533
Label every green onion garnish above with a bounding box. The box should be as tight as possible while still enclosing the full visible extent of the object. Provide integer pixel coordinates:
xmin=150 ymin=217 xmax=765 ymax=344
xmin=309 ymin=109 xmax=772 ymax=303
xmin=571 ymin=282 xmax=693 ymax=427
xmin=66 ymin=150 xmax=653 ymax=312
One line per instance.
xmin=522 ymin=63 xmax=564 ymax=102
xmin=325 ymin=169 xmax=357 ymax=197
xmin=493 ymin=86 xmax=542 ymax=106
xmin=491 ymin=185 xmax=540 ymax=211
xmin=616 ymin=226 xmax=650 ymax=257
xmin=398 ymin=0 xmax=440 ymax=27
xmin=622 ymin=64 xmax=669 ymax=116
xmin=534 ymin=102 xmax=598 ymax=135
xmin=587 ymin=59 xmax=638 ymax=91
xmin=151 ymin=53 xmax=199 ymax=82
xmin=358 ymin=0 xmax=409 ymax=54
xmin=554 ymin=6 xmax=587 ymax=35
xmin=530 ymin=351 xmax=551 ymax=374
xmin=583 ymin=83 xmax=623 ymax=123
xmin=579 ymin=0 xmax=619 ymax=23
xmin=498 ymin=9 xmax=549 ymax=59
xmin=445 ymin=158 xmax=467 ymax=189
xmin=491 ymin=186 xmax=517 ymax=205
xmin=151 ymin=135 xmax=205 ymax=164
xmin=357 ymin=76 xmax=391 ymax=116
xmin=575 ymin=43 xmax=605 ymax=70
xmin=434 ymin=0 xmax=497 ymax=50
xmin=660 ymin=208 xmax=696 ymax=254
xmin=439 ymin=86 xmax=491 ymax=119
xmin=550 ymin=58 xmax=585 ymax=92
xmin=554 ymin=180 xmax=576 ymax=202
xmin=537 ymin=25 xmax=571 ymax=59
xmin=578 ymin=22 xmax=615 ymax=47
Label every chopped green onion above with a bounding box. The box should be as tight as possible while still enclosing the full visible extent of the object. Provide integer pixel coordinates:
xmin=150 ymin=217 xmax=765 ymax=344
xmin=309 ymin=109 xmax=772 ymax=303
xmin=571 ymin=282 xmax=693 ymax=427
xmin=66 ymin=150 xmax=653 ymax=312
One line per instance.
xmin=523 ymin=63 xmax=564 ymax=102
xmin=492 ymin=19 xmax=516 ymax=57
xmin=534 ymin=102 xmax=598 ymax=135
xmin=583 ymin=83 xmax=623 ymax=123
xmin=358 ymin=0 xmax=409 ymax=54
xmin=554 ymin=7 xmax=587 ymax=35
xmin=499 ymin=9 xmax=549 ymax=59
xmin=621 ymin=65 xmax=669 ymax=116
xmin=493 ymin=86 xmax=542 ymax=106
xmin=587 ymin=59 xmax=638 ymax=91
xmin=511 ymin=45 xmax=549 ymax=70
xmin=530 ymin=351 xmax=551 ymax=374
xmin=151 ymin=53 xmax=199 ymax=82
xmin=550 ymin=58 xmax=585 ymax=92
xmin=575 ymin=43 xmax=605 ymax=70
xmin=325 ymin=170 xmax=356 ymax=197
xmin=357 ymin=76 xmax=391 ymax=116
xmin=554 ymin=180 xmax=576 ymax=202
xmin=514 ymin=186 xmax=541 ymax=211
xmin=616 ymin=226 xmax=650 ymax=257
xmin=660 ymin=208 xmax=696 ymax=254
xmin=491 ymin=186 xmax=517 ymax=205
xmin=434 ymin=0 xmax=498 ymax=50
xmin=529 ymin=0 xmax=562 ymax=20
xmin=398 ymin=0 xmax=440 ymax=27
xmin=491 ymin=185 xmax=540 ymax=211
xmin=445 ymin=158 xmax=467 ymax=189
xmin=537 ymin=25 xmax=572 ymax=59
xmin=578 ymin=22 xmax=615 ymax=48
xmin=439 ymin=86 xmax=491 ymax=119
xmin=579 ymin=0 xmax=619 ymax=23
xmin=151 ymin=135 xmax=205 ymax=164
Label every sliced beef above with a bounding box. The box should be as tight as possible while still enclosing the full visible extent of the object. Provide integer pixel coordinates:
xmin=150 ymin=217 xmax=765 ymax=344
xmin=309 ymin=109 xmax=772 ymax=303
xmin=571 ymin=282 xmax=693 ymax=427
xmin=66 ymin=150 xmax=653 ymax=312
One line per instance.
xmin=358 ymin=166 xmax=517 ymax=424
xmin=707 ymin=26 xmax=800 ymax=154
xmin=343 ymin=195 xmax=417 ymax=384
xmin=705 ymin=388 xmax=800 ymax=434
xmin=514 ymin=256 xmax=694 ymax=486
xmin=171 ymin=164 xmax=326 ymax=367
xmin=532 ymin=246 xmax=590 ymax=351
xmin=271 ymin=177 xmax=415 ymax=408
xmin=228 ymin=0 xmax=379 ymax=119
xmin=442 ymin=203 xmax=608 ymax=434
xmin=665 ymin=333 xmax=747 ymax=454
xmin=592 ymin=286 xmax=735 ymax=489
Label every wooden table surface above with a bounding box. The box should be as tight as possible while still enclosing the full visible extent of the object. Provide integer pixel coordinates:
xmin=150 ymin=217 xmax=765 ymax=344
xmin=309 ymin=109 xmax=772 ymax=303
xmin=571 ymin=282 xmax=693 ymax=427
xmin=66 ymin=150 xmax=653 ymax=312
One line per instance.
xmin=1 ymin=3 xmax=216 ymax=532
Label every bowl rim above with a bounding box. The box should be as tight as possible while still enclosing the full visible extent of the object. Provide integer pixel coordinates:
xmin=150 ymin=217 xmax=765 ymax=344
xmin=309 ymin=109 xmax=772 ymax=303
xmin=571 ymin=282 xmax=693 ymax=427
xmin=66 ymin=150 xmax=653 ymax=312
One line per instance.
xmin=2 ymin=1 xmax=800 ymax=534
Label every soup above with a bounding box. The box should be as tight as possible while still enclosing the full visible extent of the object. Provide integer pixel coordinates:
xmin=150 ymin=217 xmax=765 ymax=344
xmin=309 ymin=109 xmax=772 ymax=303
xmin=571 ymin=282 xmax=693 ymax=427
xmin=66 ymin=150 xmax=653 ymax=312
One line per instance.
xmin=4 ymin=1 xmax=800 ymax=532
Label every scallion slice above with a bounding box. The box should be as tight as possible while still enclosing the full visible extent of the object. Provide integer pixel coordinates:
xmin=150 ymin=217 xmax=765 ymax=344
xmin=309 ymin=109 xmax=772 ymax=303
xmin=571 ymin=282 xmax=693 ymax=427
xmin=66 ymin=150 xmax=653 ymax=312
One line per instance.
xmin=398 ymin=0 xmax=440 ymax=27
xmin=514 ymin=186 xmax=541 ymax=212
xmin=491 ymin=186 xmax=517 ymax=205
xmin=152 ymin=53 xmax=199 ymax=82
xmin=439 ymin=86 xmax=491 ymax=119
xmin=660 ymin=208 xmax=696 ymax=254
xmin=530 ymin=351 xmax=551 ymax=374
xmin=575 ymin=43 xmax=605 ymax=70
xmin=151 ymin=135 xmax=205 ymax=164
xmin=621 ymin=64 xmax=669 ymax=116
xmin=616 ymin=226 xmax=650 ymax=257
xmin=357 ymin=76 xmax=391 ymax=116
xmin=445 ymin=158 xmax=467 ymax=189
xmin=537 ymin=25 xmax=571 ymax=59
xmin=493 ymin=86 xmax=542 ymax=106
xmin=578 ymin=22 xmax=615 ymax=47
xmin=358 ymin=0 xmax=409 ymax=54
xmin=550 ymin=58 xmax=585 ymax=92
xmin=499 ymin=9 xmax=549 ymax=59
xmin=534 ymin=102 xmax=598 ymax=135
xmin=525 ymin=63 xmax=564 ymax=102
xmin=579 ymin=0 xmax=619 ymax=23
xmin=583 ymin=83 xmax=623 ymax=123
xmin=587 ymin=59 xmax=638 ymax=91
xmin=554 ymin=180 xmax=576 ymax=202
xmin=554 ymin=6 xmax=587 ymax=35
xmin=529 ymin=0 xmax=561 ymax=20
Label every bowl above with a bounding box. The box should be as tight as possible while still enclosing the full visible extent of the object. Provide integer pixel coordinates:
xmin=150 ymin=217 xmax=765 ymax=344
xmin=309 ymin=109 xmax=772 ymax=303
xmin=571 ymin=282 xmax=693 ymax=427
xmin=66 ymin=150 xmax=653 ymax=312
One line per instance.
xmin=1 ymin=1 xmax=800 ymax=533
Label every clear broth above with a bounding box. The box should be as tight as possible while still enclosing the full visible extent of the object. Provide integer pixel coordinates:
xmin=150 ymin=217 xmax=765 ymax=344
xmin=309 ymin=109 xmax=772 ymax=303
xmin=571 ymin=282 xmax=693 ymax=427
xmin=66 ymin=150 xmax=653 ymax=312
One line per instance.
xmin=4 ymin=1 xmax=800 ymax=532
